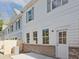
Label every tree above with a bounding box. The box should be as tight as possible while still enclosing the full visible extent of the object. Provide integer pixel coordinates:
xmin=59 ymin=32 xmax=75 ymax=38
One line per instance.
xmin=0 ymin=20 xmax=3 ymax=31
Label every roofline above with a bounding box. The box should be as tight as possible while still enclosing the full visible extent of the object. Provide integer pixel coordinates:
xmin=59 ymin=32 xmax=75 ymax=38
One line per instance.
xmin=23 ymin=0 xmax=38 ymax=12
xmin=3 ymin=0 xmax=39 ymax=31
xmin=8 ymin=0 xmax=38 ymax=25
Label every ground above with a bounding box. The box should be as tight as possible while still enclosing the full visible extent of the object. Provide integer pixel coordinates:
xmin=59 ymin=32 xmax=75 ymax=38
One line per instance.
xmin=0 ymin=54 xmax=11 ymax=59
xmin=0 ymin=52 xmax=54 ymax=59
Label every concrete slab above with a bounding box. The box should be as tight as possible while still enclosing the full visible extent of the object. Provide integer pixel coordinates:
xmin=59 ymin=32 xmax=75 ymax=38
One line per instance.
xmin=0 ymin=54 xmax=11 ymax=59
xmin=12 ymin=52 xmax=54 ymax=59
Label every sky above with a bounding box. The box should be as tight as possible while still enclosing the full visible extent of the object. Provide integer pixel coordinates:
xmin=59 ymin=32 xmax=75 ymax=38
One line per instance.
xmin=0 ymin=0 xmax=31 ymax=20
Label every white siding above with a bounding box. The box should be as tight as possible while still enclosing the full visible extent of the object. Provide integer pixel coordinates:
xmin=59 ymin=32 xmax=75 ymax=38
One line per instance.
xmin=21 ymin=0 xmax=79 ymax=45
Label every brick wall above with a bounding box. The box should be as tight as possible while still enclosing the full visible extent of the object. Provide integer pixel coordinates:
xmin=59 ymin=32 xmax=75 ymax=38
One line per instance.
xmin=69 ymin=47 xmax=79 ymax=59
xmin=22 ymin=44 xmax=56 ymax=57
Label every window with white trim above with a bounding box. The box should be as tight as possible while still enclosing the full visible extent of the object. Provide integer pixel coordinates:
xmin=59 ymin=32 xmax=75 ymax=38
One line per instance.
xmin=11 ymin=25 xmax=13 ymax=32
xmin=33 ymin=31 xmax=38 ymax=44
xmin=47 ymin=0 xmax=51 ymax=12
xmin=16 ymin=19 xmax=21 ymax=30
xmin=62 ymin=0 xmax=68 ymax=5
xmin=59 ymin=31 xmax=67 ymax=44
xmin=26 ymin=33 xmax=30 ymax=43
xmin=18 ymin=19 xmax=21 ymax=29
xmin=26 ymin=7 xmax=34 ymax=22
xmin=47 ymin=0 xmax=68 ymax=12
xmin=42 ymin=29 xmax=49 ymax=44
xmin=16 ymin=22 xmax=17 ymax=30
xmin=8 ymin=28 xmax=9 ymax=34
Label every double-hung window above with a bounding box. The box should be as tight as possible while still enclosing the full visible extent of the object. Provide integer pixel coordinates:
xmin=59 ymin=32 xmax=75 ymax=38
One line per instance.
xmin=26 ymin=8 xmax=34 ymax=22
xmin=26 ymin=33 xmax=30 ymax=43
xmin=42 ymin=29 xmax=49 ymax=44
xmin=47 ymin=0 xmax=68 ymax=12
xmin=16 ymin=19 xmax=21 ymax=30
xmin=52 ymin=0 xmax=61 ymax=9
xmin=62 ymin=0 xmax=68 ymax=5
xmin=52 ymin=0 xmax=68 ymax=9
xmin=16 ymin=22 xmax=17 ymax=30
xmin=8 ymin=28 xmax=9 ymax=34
xmin=11 ymin=25 xmax=13 ymax=32
xmin=47 ymin=0 xmax=51 ymax=12
xmin=33 ymin=31 xmax=38 ymax=44
xmin=18 ymin=20 xmax=21 ymax=29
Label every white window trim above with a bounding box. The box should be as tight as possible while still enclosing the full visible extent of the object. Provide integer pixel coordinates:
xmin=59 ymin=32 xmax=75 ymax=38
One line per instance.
xmin=26 ymin=7 xmax=34 ymax=23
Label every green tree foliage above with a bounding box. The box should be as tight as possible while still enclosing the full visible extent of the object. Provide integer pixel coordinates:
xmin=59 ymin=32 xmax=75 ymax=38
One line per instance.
xmin=0 ymin=20 xmax=3 ymax=31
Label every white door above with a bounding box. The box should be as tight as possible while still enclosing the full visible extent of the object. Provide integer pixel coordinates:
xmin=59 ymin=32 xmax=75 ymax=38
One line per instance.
xmin=56 ymin=30 xmax=68 ymax=59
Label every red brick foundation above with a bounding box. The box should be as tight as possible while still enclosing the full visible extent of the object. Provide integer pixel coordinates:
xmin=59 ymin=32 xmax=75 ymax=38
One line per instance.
xmin=22 ymin=44 xmax=56 ymax=57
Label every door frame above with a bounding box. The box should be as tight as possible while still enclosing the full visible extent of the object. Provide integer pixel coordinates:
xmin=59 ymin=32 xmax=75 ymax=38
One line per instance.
xmin=56 ymin=29 xmax=68 ymax=59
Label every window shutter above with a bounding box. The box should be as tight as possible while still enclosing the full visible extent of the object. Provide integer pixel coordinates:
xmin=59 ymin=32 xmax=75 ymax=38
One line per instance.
xmin=47 ymin=0 xmax=51 ymax=12
xmin=32 ymin=7 xmax=34 ymax=20
xmin=26 ymin=12 xmax=28 ymax=23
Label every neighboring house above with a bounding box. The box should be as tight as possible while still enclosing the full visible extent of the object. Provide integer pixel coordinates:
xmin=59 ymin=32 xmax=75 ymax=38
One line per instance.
xmin=0 ymin=31 xmax=4 ymax=40
xmin=0 ymin=0 xmax=79 ymax=59
xmin=3 ymin=14 xmax=22 ymax=41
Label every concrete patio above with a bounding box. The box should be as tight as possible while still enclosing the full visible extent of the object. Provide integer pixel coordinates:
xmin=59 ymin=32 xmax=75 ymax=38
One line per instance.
xmin=0 ymin=52 xmax=54 ymax=59
xmin=12 ymin=52 xmax=54 ymax=59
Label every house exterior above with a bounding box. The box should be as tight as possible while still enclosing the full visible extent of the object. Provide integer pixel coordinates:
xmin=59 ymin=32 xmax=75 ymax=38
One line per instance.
xmin=21 ymin=0 xmax=79 ymax=59
xmin=0 ymin=0 xmax=79 ymax=59
xmin=3 ymin=14 xmax=22 ymax=41
xmin=0 ymin=31 xmax=4 ymax=40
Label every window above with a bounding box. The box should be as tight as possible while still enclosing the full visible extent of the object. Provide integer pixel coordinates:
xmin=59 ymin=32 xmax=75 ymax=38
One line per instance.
xmin=47 ymin=0 xmax=68 ymax=12
xmin=62 ymin=0 xmax=68 ymax=5
xmin=42 ymin=29 xmax=49 ymax=44
xmin=26 ymin=33 xmax=30 ymax=43
xmin=47 ymin=0 xmax=51 ymax=12
xmin=11 ymin=25 xmax=13 ymax=32
xmin=59 ymin=31 xmax=67 ymax=44
xmin=16 ymin=19 xmax=21 ymax=30
xmin=16 ymin=22 xmax=17 ymax=30
xmin=52 ymin=0 xmax=68 ymax=9
xmin=52 ymin=0 xmax=60 ymax=9
xmin=8 ymin=29 xmax=9 ymax=34
xmin=26 ymin=8 xmax=34 ymax=22
xmin=33 ymin=31 xmax=38 ymax=44
xmin=18 ymin=20 xmax=20 ymax=29
xmin=15 ymin=37 xmax=17 ymax=40
xmin=12 ymin=25 xmax=13 ymax=32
